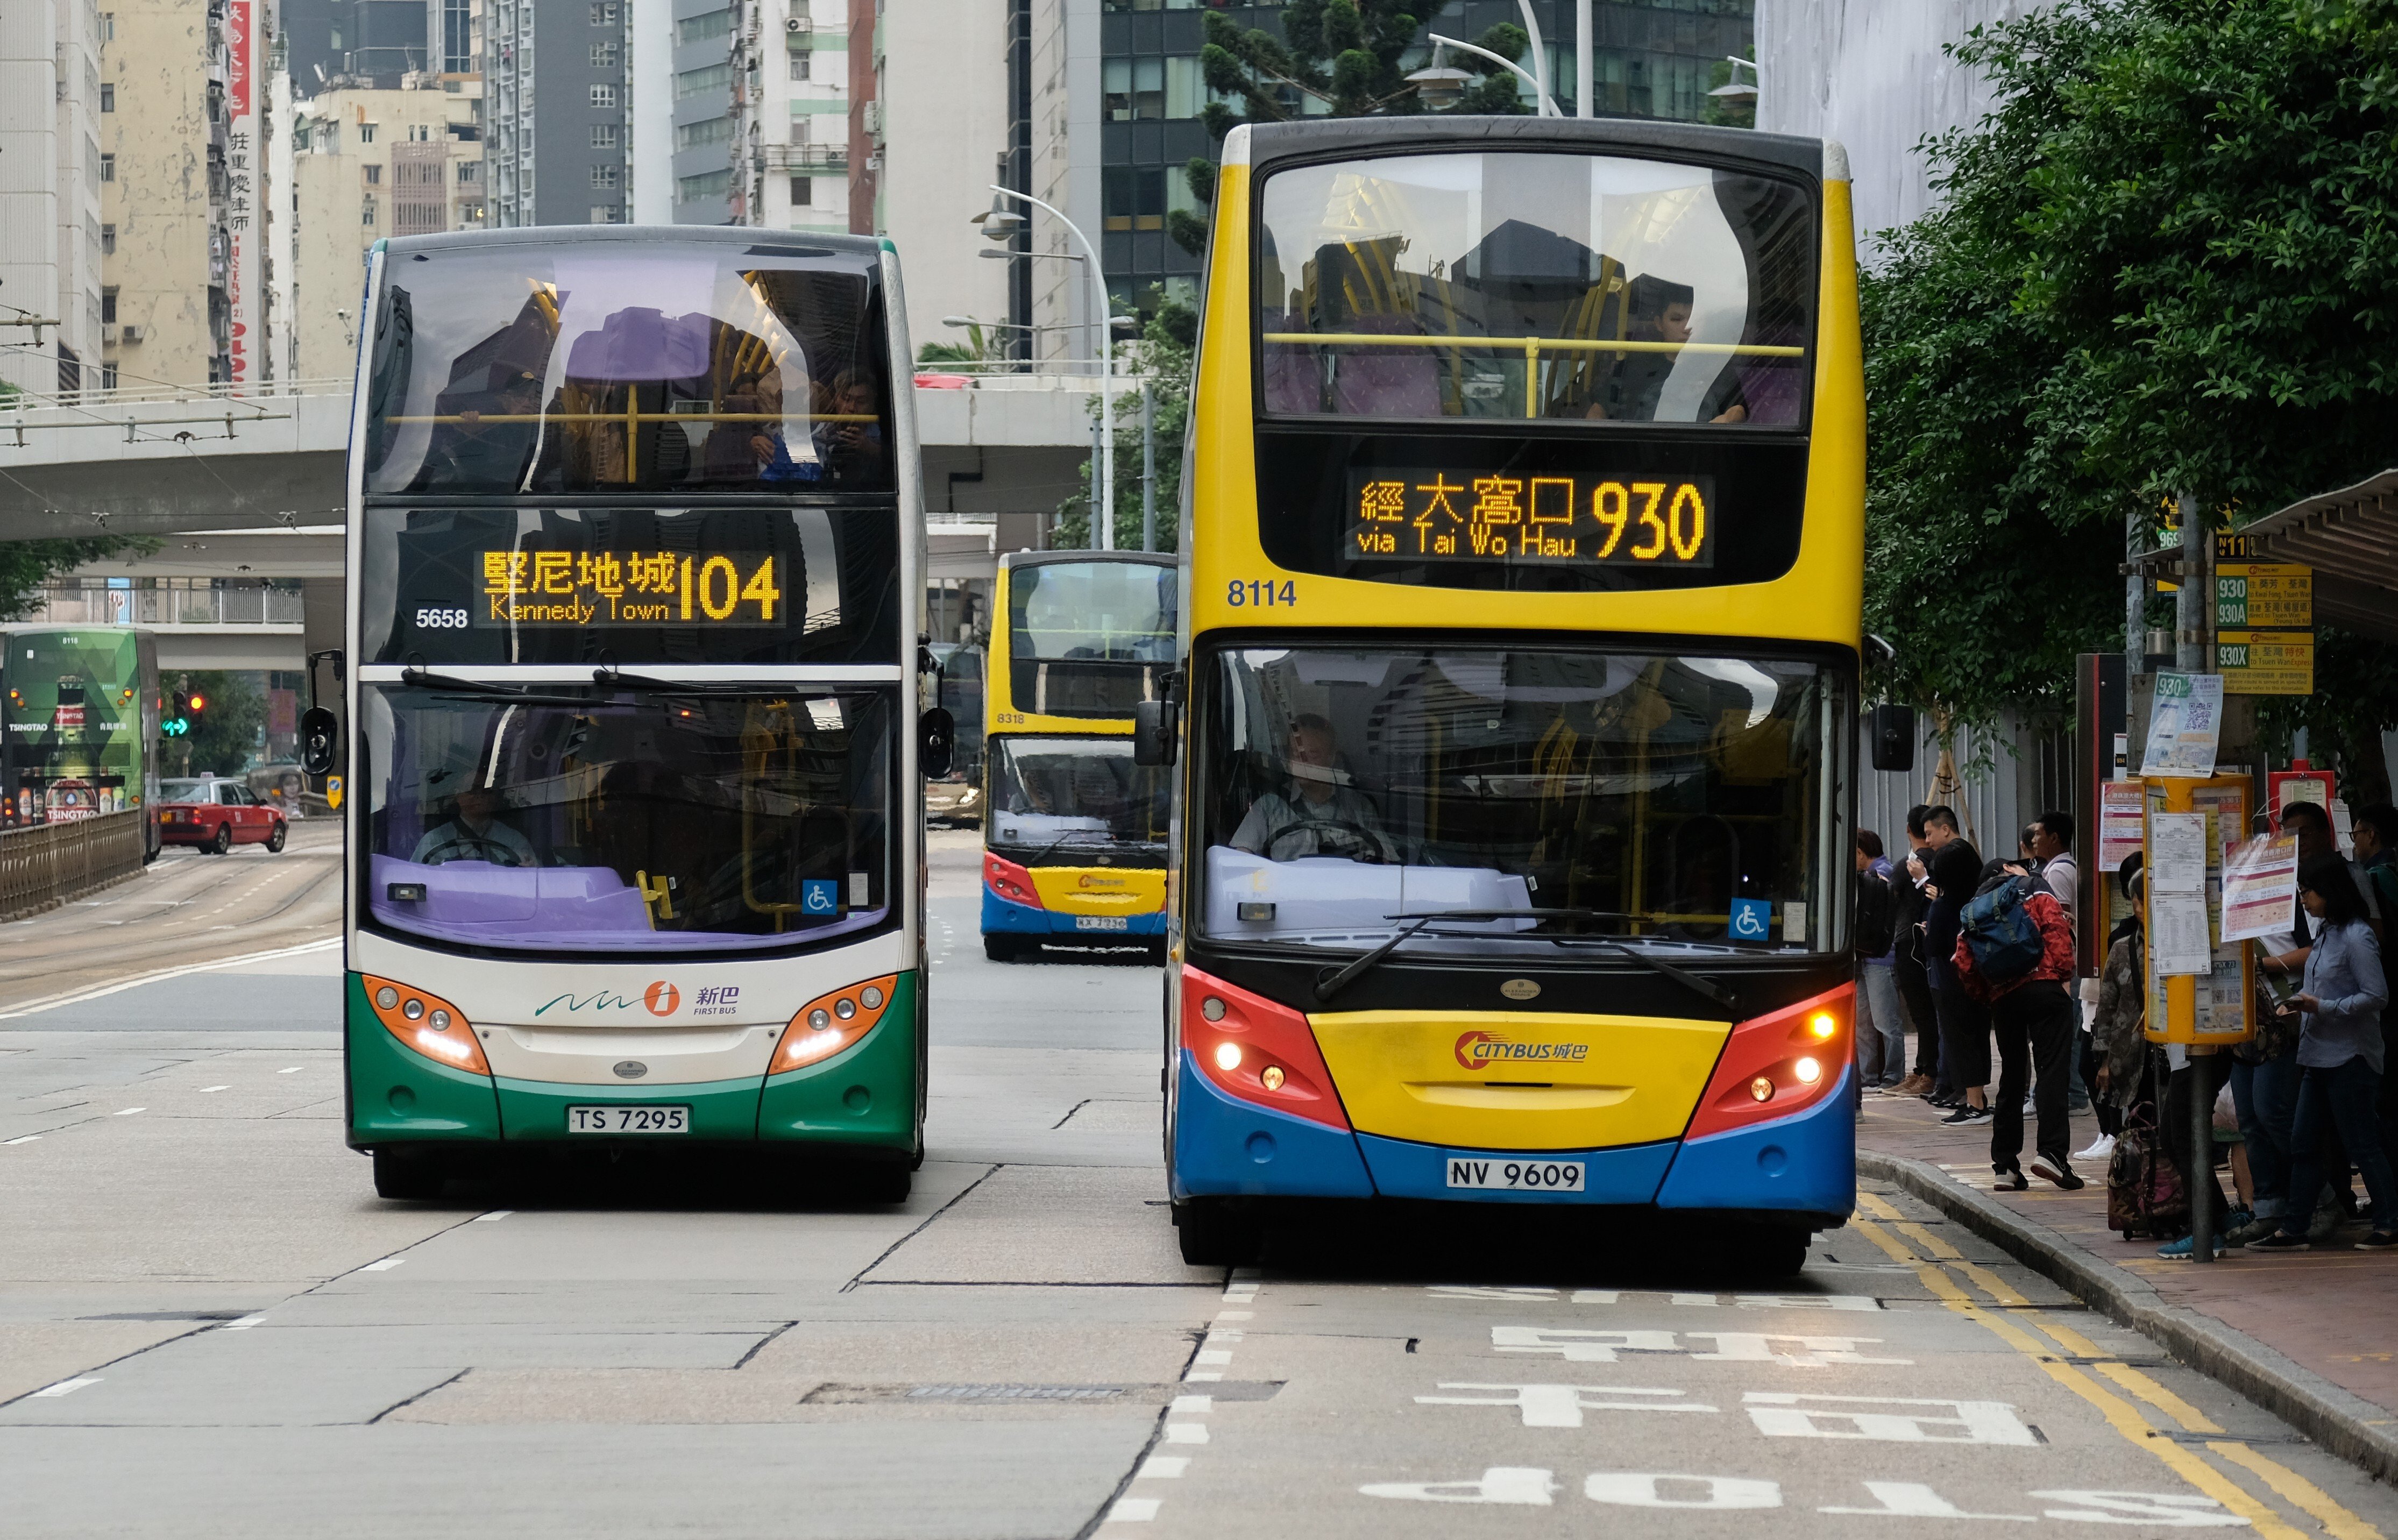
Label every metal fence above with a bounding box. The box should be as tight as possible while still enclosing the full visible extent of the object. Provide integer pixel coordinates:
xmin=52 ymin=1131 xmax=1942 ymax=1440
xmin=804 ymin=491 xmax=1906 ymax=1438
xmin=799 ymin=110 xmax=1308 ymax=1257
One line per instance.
xmin=0 ymin=811 xmax=147 ymax=922
xmin=26 ymin=580 xmax=307 ymax=627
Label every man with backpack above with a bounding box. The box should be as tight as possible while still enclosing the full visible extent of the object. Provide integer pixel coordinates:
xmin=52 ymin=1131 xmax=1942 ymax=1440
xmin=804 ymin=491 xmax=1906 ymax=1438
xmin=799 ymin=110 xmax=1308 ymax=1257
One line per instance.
xmin=1854 ymin=832 xmax=1906 ymax=1097
xmin=1954 ymin=855 xmax=2082 ymax=1191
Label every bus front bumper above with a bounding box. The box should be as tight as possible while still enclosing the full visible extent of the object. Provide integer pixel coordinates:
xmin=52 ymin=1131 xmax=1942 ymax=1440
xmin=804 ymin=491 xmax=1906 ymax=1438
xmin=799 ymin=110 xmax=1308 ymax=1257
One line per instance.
xmin=982 ymin=888 xmax=1167 ymax=939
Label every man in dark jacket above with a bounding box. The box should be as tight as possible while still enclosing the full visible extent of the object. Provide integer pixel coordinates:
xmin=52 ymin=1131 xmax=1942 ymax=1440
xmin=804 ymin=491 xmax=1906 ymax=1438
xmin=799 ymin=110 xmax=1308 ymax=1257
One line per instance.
xmin=1922 ymin=810 xmax=1990 ymax=1123
xmin=1891 ymin=805 xmax=1942 ymax=1096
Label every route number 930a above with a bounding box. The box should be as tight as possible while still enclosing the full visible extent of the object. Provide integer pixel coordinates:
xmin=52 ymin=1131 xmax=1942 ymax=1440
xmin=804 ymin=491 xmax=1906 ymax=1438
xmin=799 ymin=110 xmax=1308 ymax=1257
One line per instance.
xmin=414 ymin=607 xmax=471 ymax=629
xmin=1227 ymin=579 xmax=1296 ymax=608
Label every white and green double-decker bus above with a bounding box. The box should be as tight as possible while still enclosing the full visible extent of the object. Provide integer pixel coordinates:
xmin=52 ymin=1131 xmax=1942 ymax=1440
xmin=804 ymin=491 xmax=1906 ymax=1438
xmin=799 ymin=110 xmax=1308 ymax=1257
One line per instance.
xmin=336 ymin=226 xmax=934 ymax=1201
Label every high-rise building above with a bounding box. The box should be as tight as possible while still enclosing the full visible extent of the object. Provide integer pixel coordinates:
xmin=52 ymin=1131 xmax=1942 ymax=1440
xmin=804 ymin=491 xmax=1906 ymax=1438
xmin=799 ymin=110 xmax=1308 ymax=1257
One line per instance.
xmin=0 ymin=0 xmax=105 ymax=394
xmin=485 ymin=0 xmax=629 ymax=225
xmin=281 ymin=0 xmax=430 ymax=91
xmin=726 ymin=0 xmax=849 ymax=233
xmin=286 ymin=79 xmax=485 ymax=378
xmin=870 ymin=0 xmax=1008 ymax=352
xmin=102 ymin=0 xmax=273 ymax=388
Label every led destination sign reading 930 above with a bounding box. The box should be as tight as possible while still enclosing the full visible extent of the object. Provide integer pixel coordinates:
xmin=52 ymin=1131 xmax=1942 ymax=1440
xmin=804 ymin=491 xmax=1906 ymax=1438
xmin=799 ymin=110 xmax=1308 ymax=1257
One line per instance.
xmin=1344 ymin=471 xmax=1716 ymax=569
xmin=478 ymin=550 xmax=783 ymax=626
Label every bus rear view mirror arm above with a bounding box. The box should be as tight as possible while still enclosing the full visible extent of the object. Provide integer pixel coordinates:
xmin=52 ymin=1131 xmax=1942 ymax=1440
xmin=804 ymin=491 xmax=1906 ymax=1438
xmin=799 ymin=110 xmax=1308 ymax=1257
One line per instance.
xmin=919 ymin=708 xmax=955 ymax=780
xmin=1133 ymin=700 xmax=1178 ymax=767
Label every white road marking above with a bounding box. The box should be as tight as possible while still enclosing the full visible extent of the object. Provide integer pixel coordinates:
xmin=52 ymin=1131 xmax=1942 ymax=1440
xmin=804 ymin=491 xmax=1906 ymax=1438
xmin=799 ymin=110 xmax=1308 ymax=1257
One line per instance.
xmin=1361 ymin=1467 xmax=1558 ymax=1505
xmin=2032 ymin=1492 xmax=2244 ymax=1527
xmin=0 ymin=936 xmax=341 ymax=1019
xmin=221 ymin=1314 xmax=268 ymax=1331
xmin=198 ymin=1085 xmax=229 ymax=1094
xmin=1193 ymin=1350 xmax=1234 ymax=1365
xmin=1686 ymin=1333 xmax=1910 ymax=1367
xmin=1418 ymin=1383 xmax=1717 ymax=1427
xmin=1103 ymin=1497 xmax=1161 ymax=1523
xmin=1168 ymin=1395 xmax=1210 ymax=1415
xmin=1743 ymin=1393 xmax=2038 ymax=1446
xmin=1162 ymin=1423 xmax=1209 ymax=1444
xmin=3 ymin=1135 xmax=39 ymax=1145
xmin=31 ymin=1377 xmax=99 ymax=1397
xmin=1183 ymin=1372 xmax=1221 ymax=1383
xmin=1820 ymin=1481 xmax=2034 ymax=1520
xmin=472 ymin=1210 xmax=513 ymax=1222
xmin=278 ymin=1067 xmax=302 ymax=1074
xmin=1585 ymin=1473 xmax=1782 ymax=1510
xmin=1492 ymin=1326 xmax=1680 ymax=1364
xmin=1214 ymin=1311 xmax=1252 ymax=1322
xmin=114 ymin=1107 xmax=145 ymax=1116
xmin=359 ymin=1258 xmax=406 ymax=1272
xmin=1136 ymin=1457 xmax=1189 ymax=1479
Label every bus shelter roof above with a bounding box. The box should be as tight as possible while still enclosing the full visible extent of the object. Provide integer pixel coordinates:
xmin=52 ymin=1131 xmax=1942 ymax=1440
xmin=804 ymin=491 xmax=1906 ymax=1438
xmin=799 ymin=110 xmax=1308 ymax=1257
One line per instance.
xmin=2241 ymin=467 xmax=2398 ymax=643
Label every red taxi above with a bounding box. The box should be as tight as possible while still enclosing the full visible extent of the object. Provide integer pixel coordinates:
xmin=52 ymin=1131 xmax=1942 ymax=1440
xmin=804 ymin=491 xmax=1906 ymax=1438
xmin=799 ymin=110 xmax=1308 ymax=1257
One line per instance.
xmin=159 ymin=777 xmax=289 ymax=854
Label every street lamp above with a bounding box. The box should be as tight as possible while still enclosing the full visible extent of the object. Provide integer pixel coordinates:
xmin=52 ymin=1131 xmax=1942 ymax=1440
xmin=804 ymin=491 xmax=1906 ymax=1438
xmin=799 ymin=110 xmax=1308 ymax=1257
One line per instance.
xmin=977 ymin=183 xmax=1117 ymax=551
xmin=1711 ymin=55 xmax=1762 ymax=119
xmin=1404 ymin=41 xmax=1473 ymax=111
xmin=1425 ymin=32 xmax=1563 ymax=117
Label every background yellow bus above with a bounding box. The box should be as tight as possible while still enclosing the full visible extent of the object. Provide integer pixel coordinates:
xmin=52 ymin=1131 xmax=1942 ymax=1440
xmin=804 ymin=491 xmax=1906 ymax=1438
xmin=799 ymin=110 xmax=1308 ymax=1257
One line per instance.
xmin=1154 ymin=118 xmax=1864 ymax=1272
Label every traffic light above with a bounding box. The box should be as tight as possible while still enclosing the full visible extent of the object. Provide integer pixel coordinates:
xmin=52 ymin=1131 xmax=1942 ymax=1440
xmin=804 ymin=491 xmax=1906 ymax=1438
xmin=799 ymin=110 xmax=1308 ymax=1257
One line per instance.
xmin=162 ymin=690 xmax=192 ymax=737
xmin=187 ymin=690 xmax=208 ymax=719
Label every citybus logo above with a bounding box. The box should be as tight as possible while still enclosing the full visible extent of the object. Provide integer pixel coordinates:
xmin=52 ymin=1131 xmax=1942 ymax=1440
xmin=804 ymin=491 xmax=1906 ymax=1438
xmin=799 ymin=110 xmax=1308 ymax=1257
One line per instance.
xmin=644 ymin=981 xmax=681 ymax=1017
xmin=1455 ymin=1032 xmax=1590 ymax=1071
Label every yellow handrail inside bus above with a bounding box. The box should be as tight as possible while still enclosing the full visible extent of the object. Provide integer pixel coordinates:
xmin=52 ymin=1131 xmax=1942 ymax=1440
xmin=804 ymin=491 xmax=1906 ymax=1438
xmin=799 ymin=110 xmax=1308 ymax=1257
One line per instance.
xmin=1260 ymin=332 xmax=1803 ymax=356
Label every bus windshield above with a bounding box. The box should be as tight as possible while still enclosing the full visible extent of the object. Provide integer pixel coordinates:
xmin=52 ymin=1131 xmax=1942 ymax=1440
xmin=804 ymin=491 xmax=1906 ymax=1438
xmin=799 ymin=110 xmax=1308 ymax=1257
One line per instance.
xmin=1196 ymin=645 xmax=1844 ymax=955
xmin=1005 ymin=559 xmax=1175 ymax=719
xmin=362 ymin=242 xmax=892 ymax=496
xmin=364 ymin=685 xmax=890 ymax=954
xmin=1256 ymin=152 xmax=1812 ymax=425
xmin=4 ymin=629 xmax=148 ymax=824
xmin=987 ymin=736 xmax=1170 ymax=862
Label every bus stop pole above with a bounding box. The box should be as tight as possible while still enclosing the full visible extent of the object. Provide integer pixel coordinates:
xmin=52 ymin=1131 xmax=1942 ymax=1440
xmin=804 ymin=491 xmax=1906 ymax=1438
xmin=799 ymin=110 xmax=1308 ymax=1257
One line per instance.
xmin=2191 ymin=1046 xmax=2216 ymax=1262
xmin=1140 ymin=380 xmax=1156 ymax=553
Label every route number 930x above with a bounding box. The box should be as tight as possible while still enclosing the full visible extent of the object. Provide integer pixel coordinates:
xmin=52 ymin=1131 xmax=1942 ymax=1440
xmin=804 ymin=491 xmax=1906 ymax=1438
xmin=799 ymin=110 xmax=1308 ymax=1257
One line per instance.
xmin=415 ymin=607 xmax=471 ymax=629
xmin=1226 ymin=579 xmax=1296 ymax=608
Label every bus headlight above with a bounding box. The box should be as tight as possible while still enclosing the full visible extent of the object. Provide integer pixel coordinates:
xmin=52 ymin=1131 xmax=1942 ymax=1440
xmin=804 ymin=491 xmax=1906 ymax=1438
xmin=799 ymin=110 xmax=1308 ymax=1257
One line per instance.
xmin=1214 ymin=1041 xmax=1242 ymax=1073
xmin=1794 ymin=1057 xmax=1823 ymax=1085
xmin=771 ymin=976 xmax=900 ymax=1074
xmin=361 ymin=975 xmax=489 ymax=1075
xmin=1749 ymin=1076 xmax=1774 ymax=1102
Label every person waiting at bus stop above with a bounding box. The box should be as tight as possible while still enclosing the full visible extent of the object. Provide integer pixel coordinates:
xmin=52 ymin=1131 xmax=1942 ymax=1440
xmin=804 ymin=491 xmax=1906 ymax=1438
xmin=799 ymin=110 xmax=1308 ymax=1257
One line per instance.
xmin=1230 ymin=713 xmax=1398 ymax=864
xmin=1954 ymin=856 xmax=2083 ymax=1192
xmin=412 ymin=783 xmax=535 ymax=868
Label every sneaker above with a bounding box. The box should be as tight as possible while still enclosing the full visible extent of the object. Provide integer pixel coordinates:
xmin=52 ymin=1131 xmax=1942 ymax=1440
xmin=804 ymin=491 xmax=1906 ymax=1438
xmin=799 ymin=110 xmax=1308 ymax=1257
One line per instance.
xmin=2226 ymin=1206 xmax=2254 ymax=1233
xmin=1963 ymin=1104 xmax=1994 ymax=1124
xmin=2028 ymin=1153 xmax=2083 ymax=1190
xmin=1939 ymin=1104 xmax=1983 ymax=1125
xmin=1897 ymin=1074 xmax=1932 ymax=1095
xmin=1880 ymin=1079 xmax=1908 ymax=1092
xmin=1928 ymin=1092 xmax=1961 ymax=1110
xmin=2021 ymin=1096 xmax=2037 ymax=1116
xmin=2156 ymin=1233 xmax=2227 ymax=1260
xmin=1993 ymin=1167 xmax=2028 ymax=1191
xmin=2308 ymin=1204 xmax=2344 ymax=1244
xmin=2357 ymin=1232 xmax=2398 ymax=1250
xmin=2067 ymin=1096 xmax=2092 ymax=1115
xmin=2246 ymin=1232 xmax=2311 ymax=1252
xmin=2073 ymin=1134 xmax=2117 ymax=1163
xmin=2226 ymin=1216 xmax=2282 ymax=1247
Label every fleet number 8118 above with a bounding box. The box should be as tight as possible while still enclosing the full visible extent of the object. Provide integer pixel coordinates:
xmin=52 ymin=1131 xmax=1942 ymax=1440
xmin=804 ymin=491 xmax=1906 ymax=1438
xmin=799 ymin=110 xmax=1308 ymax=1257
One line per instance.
xmin=1227 ymin=579 xmax=1296 ymax=607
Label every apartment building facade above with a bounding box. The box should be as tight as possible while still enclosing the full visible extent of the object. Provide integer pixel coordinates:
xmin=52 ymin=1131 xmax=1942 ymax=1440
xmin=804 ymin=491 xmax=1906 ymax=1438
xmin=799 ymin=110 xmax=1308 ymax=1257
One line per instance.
xmin=0 ymin=0 xmax=105 ymax=394
xmin=485 ymin=0 xmax=629 ymax=225
xmin=724 ymin=0 xmax=849 ymax=235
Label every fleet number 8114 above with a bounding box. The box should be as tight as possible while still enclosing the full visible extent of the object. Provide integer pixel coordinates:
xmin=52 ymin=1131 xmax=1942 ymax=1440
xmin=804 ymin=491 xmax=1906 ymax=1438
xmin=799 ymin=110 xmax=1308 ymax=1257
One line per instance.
xmin=1226 ymin=579 xmax=1296 ymax=608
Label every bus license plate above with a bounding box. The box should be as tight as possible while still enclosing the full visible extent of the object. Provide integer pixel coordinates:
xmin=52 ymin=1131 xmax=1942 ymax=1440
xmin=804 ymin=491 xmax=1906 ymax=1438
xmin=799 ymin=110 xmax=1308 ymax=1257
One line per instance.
xmin=1445 ymin=1156 xmax=1585 ymax=1193
xmin=567 ymin=1105 xmax=690 ymax=1135
xmin=1074 ymin=916 xmax=1131 ymax=932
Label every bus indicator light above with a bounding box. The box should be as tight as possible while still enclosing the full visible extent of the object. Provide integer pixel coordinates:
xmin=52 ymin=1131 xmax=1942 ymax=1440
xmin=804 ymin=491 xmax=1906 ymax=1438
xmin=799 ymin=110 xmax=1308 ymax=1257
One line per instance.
xmin=360 ymin=974 xmax=489 ymax=1076
xmin=1808 ymin=1013 xmax=1836 ymax=1040
xmin=770 ymin=976 xmax=898 ymax=1075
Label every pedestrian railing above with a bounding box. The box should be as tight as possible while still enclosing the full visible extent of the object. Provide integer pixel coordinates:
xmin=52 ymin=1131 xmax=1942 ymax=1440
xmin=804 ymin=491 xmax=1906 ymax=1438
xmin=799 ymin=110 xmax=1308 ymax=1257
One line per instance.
xmin=0 ymin=812 xmax=147 ymax=923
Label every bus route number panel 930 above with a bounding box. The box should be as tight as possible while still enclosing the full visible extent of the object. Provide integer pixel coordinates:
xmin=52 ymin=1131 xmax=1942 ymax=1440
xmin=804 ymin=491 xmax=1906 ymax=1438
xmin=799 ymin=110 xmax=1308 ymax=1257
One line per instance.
xmin=340 ymin=226 xmax=929 ymax=1204
xmin=1162 ymin=118 xmax=1866 ymax=1273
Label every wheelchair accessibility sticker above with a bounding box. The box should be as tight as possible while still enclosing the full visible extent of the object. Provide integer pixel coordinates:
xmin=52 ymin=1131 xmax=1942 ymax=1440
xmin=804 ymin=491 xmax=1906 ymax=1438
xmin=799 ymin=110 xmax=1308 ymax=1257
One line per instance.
xmin=801 ymin=879 xmax=840 ymax=916
xmin=1729 ymin=898 xmax=1771 ymax=943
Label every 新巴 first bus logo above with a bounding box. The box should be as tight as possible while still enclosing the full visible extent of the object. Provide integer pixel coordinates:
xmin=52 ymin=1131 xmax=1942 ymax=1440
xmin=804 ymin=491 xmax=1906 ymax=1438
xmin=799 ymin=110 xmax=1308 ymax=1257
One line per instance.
xmin=1455 ymin=1032 xmax=1591 ymax=1071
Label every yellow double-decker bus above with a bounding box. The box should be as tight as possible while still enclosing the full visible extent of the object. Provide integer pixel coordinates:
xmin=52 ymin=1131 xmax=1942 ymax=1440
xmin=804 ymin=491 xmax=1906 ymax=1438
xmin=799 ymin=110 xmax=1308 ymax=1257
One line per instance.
xmin=1152 ymin=118 xmax=1863 ymax=1272
xmin=980 ymin=552 xmax=1176 ymax=961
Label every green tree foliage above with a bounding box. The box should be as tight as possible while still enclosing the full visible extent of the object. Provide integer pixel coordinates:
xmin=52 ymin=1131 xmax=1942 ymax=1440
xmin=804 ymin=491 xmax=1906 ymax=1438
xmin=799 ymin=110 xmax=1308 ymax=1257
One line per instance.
xmin=918 ymin=322 xmax=1004 ymax=367
xmin=0 ymin=540 xmax=148 ymax=622
xmin=174 ymin=670 xmax=266 ymax=778
xmin=1863 ymin=0 xmax=2398 ymax=787
xmin=1168 ymin=4 xmax=1530 ymax=256
xmin=1055 ymin=292 xmax=1196 ymax=552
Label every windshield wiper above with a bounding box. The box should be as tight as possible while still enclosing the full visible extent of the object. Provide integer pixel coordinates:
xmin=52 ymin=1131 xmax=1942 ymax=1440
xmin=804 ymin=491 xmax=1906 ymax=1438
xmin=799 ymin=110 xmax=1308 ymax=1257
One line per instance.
xmin=1016 ymin=831 xmax=1116 ymax=868
xmin=591 ymin=666 xmax=787 ymax=696
xmin=396 ymin=669 xmax=592 ymax=706
xmin=1310 ymin=906 xmax=1736 ymax=1012
xmin=1312 ymin=907 xmax=1631 ymax=1005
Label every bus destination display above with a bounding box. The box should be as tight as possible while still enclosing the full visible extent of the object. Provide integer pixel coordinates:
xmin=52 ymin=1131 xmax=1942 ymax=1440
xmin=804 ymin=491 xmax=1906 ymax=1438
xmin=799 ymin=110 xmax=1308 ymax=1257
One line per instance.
xmin=476 ymin=550 xmax=783 ymax=627
xmin=1344 ymin=471 xmax=1716 ymax=569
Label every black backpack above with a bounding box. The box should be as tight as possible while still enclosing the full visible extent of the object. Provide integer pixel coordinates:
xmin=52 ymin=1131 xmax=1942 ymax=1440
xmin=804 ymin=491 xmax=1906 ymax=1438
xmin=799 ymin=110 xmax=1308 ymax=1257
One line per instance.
xmin=1854 ymin=869 xmax=1897 ymax=959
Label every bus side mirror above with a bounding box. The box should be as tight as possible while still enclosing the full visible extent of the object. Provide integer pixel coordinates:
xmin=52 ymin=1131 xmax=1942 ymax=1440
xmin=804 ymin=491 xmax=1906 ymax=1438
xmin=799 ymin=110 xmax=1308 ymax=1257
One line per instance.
xmin=300 ymin=706 xmax=340 ymax=778
xmin=1870 ymin=704 xmax=1917 ymax=773
xmin=919 ymin=707 xmax=955 ymax=779
xmin=1133 ymin=700 xmax=1177 ymax=767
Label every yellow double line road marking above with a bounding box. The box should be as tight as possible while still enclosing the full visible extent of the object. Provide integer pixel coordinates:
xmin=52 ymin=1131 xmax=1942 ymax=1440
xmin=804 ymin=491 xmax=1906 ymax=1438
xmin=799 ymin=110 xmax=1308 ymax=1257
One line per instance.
xmin=1852 ymin=1193 xmax=2379 ymax=1540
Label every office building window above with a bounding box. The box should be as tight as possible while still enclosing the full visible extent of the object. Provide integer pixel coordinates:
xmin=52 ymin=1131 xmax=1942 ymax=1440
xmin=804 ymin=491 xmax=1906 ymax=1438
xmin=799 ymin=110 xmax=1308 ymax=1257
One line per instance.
xmin=458 ymin=161 xmax=481 ymax=182
xmin=101 ymin=363 xmax=118 ymax=391
xmin=676 ymin=63 xmax=729 ymax=100
xmin=101 ymin=13 xmax=113 ymax=40
xmin=101 ymin=288 xmax=117 ymax=323
xmin=100 ymin=83 xmax=115 ymax=111
xmin=1104 ymin=165 xmax=1165 ymax=232
xmin=590 ymin=204 xmax=623 ymax=223
xmin=1103 ymin=56 xmax=1164 ymax=121
xmin=100 ymin=153 xmax=113 ymax=181
xmin=789 ymin=52 xmax=810 ymax=80
xmin=363 ymin=196 xmax=377 ymax=224
xmin=590 ymin=83 xmax=617 ymax=107
xmin=365 ymin=164 xmax=382 ymax=184
xmin=101 ymin=225 xmax=115 ymax=255
xmin=591 ymin=123 xmax=617 ymax=147
xmin=590 ymin=2 xmax=617 ymax=22
xmin=407 ymin=123 xmax=432 ymax=141
xmin=674 ymin=116 xmax=732 ymax=151
xmin=677 ymin=168 xmax=732 ymax=203
xmin=359 ymin=123 xmax=378 ymax=143
xmin=590 ymin=164 xmax=619 ymax=188
xmin=678 ymin=8 xmax=731 ymax=45
xmin=790 ymin=175 xmax=812 ymax=206
xmin=590 ymin=41 xmax=618 ymax=67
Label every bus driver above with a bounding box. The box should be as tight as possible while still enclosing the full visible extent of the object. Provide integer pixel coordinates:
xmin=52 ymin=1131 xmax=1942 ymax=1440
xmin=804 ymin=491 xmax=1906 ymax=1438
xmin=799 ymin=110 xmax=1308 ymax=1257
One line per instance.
xmin=412 ymin=783 xmax=536 ymax=868
xmin=1231 ymin=713 xmax=1398 ymax=863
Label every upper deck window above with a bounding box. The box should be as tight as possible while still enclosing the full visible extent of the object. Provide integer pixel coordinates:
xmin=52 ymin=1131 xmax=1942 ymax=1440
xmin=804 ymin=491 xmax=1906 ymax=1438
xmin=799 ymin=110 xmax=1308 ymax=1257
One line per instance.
xmin=363 ymin=243 xmax=892 ymax=496
xmin=1004 ymin=560 xmax=1176 ymax=719
xmin=1255 ymin=153 xmax=1812 ymax=427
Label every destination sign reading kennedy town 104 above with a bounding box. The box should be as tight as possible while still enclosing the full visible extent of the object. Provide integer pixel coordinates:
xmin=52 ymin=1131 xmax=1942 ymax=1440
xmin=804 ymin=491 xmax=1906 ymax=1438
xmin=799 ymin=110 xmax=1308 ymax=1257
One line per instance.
xmin=1343 ymin=471 xmax=1716 ymax=569
xmin=478 ymin=550 xmax=784 ymax=626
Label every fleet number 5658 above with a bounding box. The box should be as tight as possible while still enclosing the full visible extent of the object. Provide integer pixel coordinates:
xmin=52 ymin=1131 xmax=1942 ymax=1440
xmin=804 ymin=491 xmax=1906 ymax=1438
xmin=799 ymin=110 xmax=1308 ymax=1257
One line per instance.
xmin=415 ymin=607 xmax=471 ymax=629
